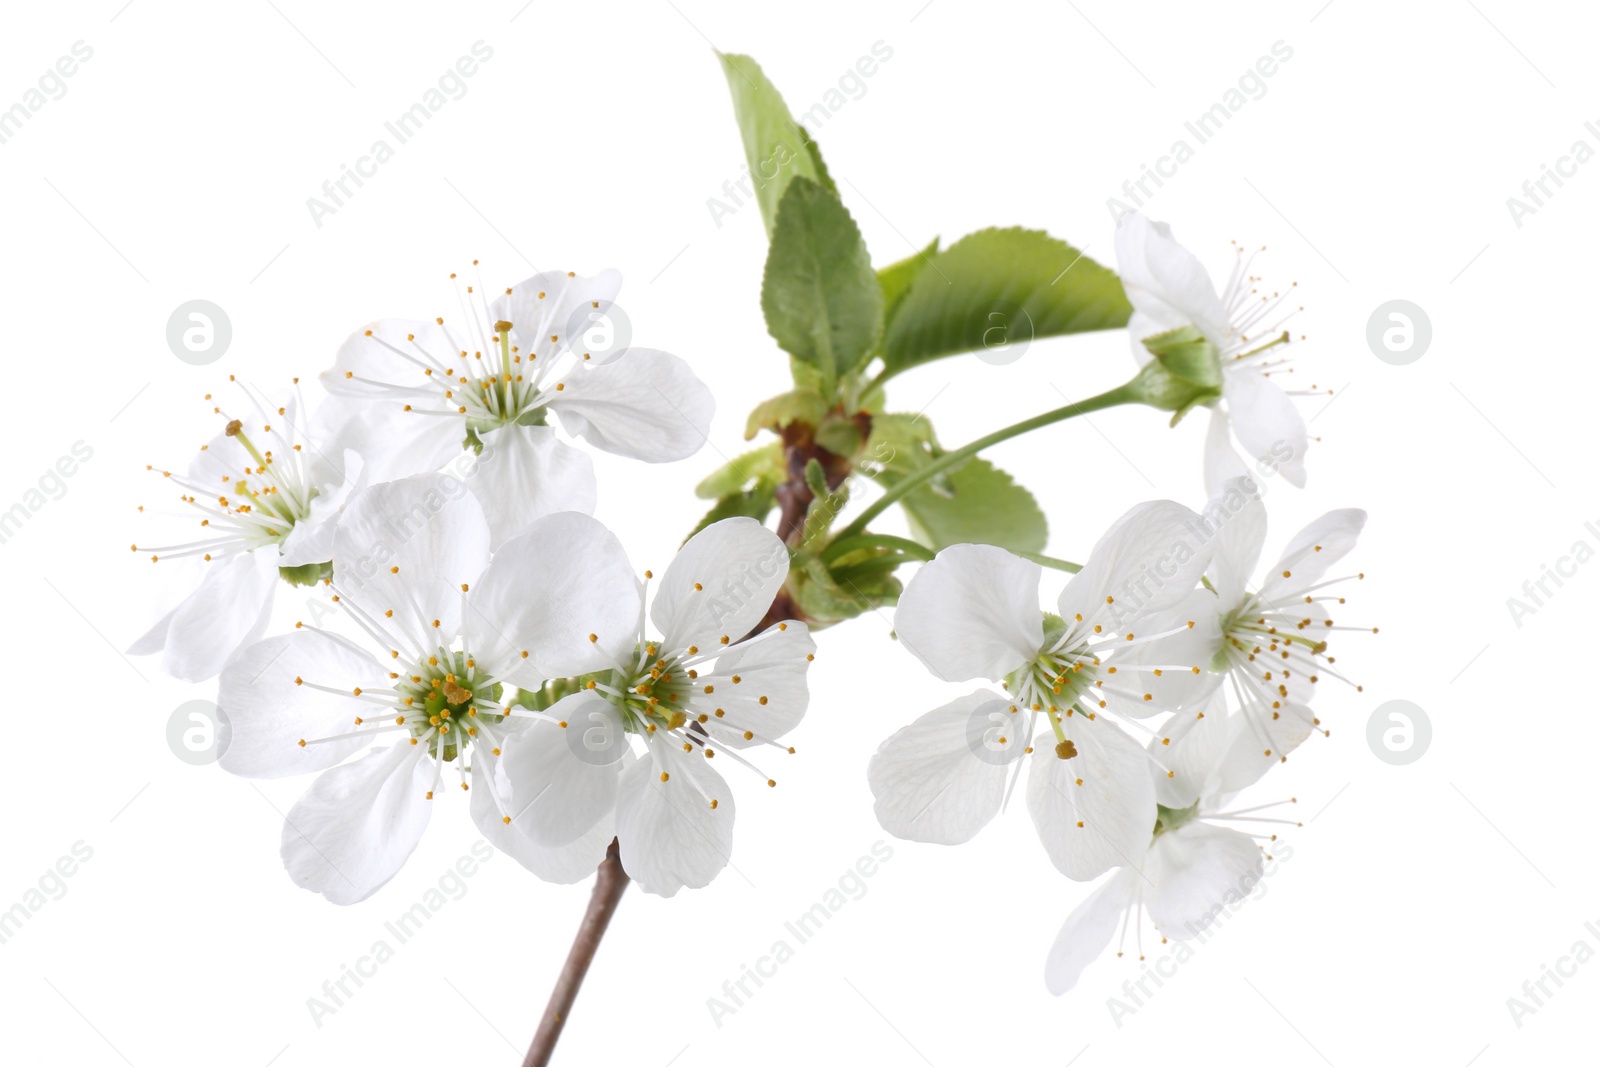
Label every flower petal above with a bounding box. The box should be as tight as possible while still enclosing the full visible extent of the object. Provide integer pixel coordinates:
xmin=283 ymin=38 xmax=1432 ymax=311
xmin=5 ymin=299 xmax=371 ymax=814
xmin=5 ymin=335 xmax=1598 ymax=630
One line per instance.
xmin=550 ymin=348 xmax=714 ymax=462
xmin=1220 ymin=698 xmax=1317 ymax=786
xmin=1222 ymin=370 xmax=1307 ymax=488
xmin=279 ymin=450 xmax=365 ymax=568
xmin=1146 ymin=821 xmax=1264 ymax=939
xmin=1201 ymin=476 xmax=1268 ymax=606
xmin=1058 ymin=500 xmax=1214 ymax=624
xmin=464 ymin=511 xmax=639 ymax=682
xmin=490 ymin=270 xmax=624 ymax=362
xmin=331 ymin=472 xmax=491 ymax=639
xmin=1115 ymin=588 xmax=1224 ymax=717
xmin=279 ymin=741 xmax=433 ymax=905
xmin=1152 ymin=689 xmax=1231 ymax=807
xmin=614 ymin=737 xmax=735 ymax=896
xmin=895 ymin=544 xmax=1043 ymax=682
xmin=697 ymin=622 xmax=816 ymax=749
xmin=1258 ymin=508 xmax=1367 ymax=602
xmin=1026 ymin=714 xmax=1157 ymax=881
xmin=313 ymin=393 xmax=464 ymax=486
xmin=1114 ymin=212 xmax=1230 ymax=343
xmin=1203 ymin=406 xmax=1250 ymax=500
xmin=469 ymin=426 xmax=597 ymax=550
xmin=496 ymin=693 xmax=624 ymax=847
xmin=470 ymin=750 xmax=615 ymax=884
xmin=1045 ymin=869 xmax=1136 ymax=995
xmin=155 ymin=549 xmax=279 ymax=682
xmin=868 ymin=690 xmax=1024 ymax=845
xmin=1124 ymin=311 xmax=1161 ymax=367
xmin=218 ymin=631 xmax=390 ymax=778
xmin=651 ymin=518 xmax=789 ymax=652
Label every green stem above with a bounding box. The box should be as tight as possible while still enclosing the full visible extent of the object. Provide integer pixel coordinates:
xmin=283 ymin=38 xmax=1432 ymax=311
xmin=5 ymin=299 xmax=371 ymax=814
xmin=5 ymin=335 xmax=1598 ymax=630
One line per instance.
xmin=822 ymin=533 xmax=936 ymax=564
xmin=833 ymin=381 xmax=1141 ymax=544
xmin=1015 ymin=551 xmax=1082 ymax=574
xmin=835 ymin=554 xmax=923 ymax=582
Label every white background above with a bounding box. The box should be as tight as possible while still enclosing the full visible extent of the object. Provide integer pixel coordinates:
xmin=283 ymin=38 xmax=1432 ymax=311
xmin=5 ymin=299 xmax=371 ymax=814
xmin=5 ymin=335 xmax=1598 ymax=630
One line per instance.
xmin=2 ymin=1 xmax=1593 ymax=1064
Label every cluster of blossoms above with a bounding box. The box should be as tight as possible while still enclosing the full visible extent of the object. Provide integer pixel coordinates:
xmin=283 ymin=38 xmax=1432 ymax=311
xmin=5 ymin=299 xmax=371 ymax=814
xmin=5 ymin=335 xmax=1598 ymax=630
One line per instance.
xmin=128 ymin=208 xmax=1370 ymax=1005
xmin=131 ymin=269 xmax=815 ymax=901
xmin=868 ymin=213 xmax=1371 ymax=992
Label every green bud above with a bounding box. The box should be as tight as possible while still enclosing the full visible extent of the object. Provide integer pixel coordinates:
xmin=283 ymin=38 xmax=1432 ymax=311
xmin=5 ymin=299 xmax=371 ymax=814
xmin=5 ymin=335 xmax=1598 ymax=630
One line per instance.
xmin=803 ymin=457 xmax=830 ymax=498
xmin=813 ymin=413 xmax=865 ymax=457
xmin=1124 ymin=324 xmax=1224 ymax=424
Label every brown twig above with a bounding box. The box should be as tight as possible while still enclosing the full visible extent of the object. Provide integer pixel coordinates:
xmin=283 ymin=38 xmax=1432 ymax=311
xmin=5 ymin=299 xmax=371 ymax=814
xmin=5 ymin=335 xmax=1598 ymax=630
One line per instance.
xmin=521 ymin=838 xmax=630 ymax=1067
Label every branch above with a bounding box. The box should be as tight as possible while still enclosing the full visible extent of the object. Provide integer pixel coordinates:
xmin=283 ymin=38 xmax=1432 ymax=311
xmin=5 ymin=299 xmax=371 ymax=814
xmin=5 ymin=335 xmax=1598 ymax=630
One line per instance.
xmin=521 ymin=838 xmax=630 ymax=1067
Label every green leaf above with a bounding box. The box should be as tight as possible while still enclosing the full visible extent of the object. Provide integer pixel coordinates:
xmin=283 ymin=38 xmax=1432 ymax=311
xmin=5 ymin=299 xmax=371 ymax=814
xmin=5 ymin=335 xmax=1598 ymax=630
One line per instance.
xmin=799 ymin=126 xmax=837 ymax=195
xmin=761 ymin=177 xmax=884 ymax=389
xmin=744 ymin=388 xmax=828 ymax=441
xmin=879 ymin=228 xmax=1132 ymax=378
xmin=789 ymin=552 xmax=899 ymax=625
xmin=877 ymin=238 xmax=939 ymax=331
xmin=719 ymin=54 xmax=825 ymax=239
xmin=862 ymin=412 xmax=936 ymax=477
xmin=891 ymin=457 xmax=1048 ymax=556
xmin=694 ymin=441 xmax=784 ymax=499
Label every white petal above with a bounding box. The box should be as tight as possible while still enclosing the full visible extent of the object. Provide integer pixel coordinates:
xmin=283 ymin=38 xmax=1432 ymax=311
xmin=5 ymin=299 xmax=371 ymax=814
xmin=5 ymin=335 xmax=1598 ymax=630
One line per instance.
xmin=279 ymin=450 xmax=365 ymax=567
xmin=550 ymin=348 xmax=714 ymax=462
xmin=470 ymin=752 xmax=615 ymax=884
xmin=127 ymin=605 xmax=173 ymax=657
xmin=1152 ymin=688 xmax=1231 ymax=807
xmin=280 ymin=741 xmax=433 ymax=905
xmin=697 ymin=622 xmax=816 ymax=749
xmin=218 ymin=631 xmax=389 ymax=778
xmin=1115 ymin=588 xmax=1224 ymax=717
xmin=1146 ymin=821 xmax=1264 ymax=939
xmin=1026 ymin=715 xmax=1157 ymax=881
xmin=868 ymin=691 xmax=1023 ymax=845
xmin=1203 ymin=406 xmax=1250 ymax=500
xmin=469 ymin=426 xmax=597 ymax=550
xmin=1200 ymin=476 xmax=1268 ymax=606
xmin=156 ymin=550 xmax=279 ymax=682
xmin=313 ymin=393 xmax=463 ymax=486
xmin=464 ymin=512 xmax=639 ymax=682
xmin=1258 ymin=508 xmax=1367 ymax=602
xmin=651 ymin=518 xmax=789 ymax=652
xmin=187 ymin=414 xmax=264 ymax=488
xmin=1219 ymin=697 xmax=1317 ymax=787
xmin=496 ymin=693 xmax=624 ymax=847
xmin=894 ymin=545 xmax=1043 ymax=682
xmin=1058 ymin=500 xmax=1213 ymax=624
xmin=1124 ymin=311 xmax=1160 ymax=367
xmin=1045 ymin=870 xmax=1136 ymax=995
xmin=331 ymin=472 xmax=491 ymax=639
xmin=1114 ymin=213 xmax=1230 ymax=342
xmin=490 ymin=270 xmax=624 ymax=363
xmin=614 ymin=737 xmax=735 ymax=896
xmin=1222 ymin=370 xmax=1307 ymax=488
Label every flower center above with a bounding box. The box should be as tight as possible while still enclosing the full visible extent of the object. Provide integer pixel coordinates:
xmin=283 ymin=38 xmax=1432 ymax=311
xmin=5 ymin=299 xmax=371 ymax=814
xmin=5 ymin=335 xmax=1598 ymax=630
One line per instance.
xmin=395 ymin=650 xmax=506 ymax=761
xmin=615 ymin=643 xmax=695 ymax=733
xmin=1153 ymin=802 xmax=1199 ymax=838
xmin=134 ymin=411 xmax=323 ymax=572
